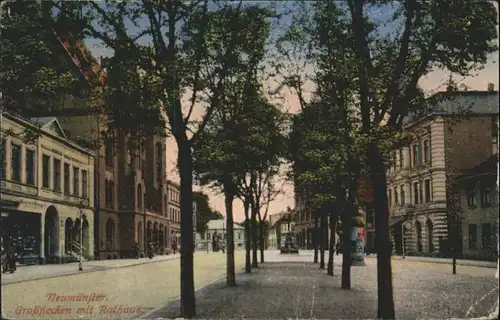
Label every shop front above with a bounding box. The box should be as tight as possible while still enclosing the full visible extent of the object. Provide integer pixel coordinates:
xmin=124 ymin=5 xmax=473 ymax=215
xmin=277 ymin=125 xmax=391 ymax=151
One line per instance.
xmin=1 ymin=200 xmax=41 ymax=265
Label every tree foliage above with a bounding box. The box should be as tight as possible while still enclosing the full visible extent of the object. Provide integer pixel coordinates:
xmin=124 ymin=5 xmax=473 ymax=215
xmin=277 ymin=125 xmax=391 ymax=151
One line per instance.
xmin=193 ymin=191 xmax=223 ymax=234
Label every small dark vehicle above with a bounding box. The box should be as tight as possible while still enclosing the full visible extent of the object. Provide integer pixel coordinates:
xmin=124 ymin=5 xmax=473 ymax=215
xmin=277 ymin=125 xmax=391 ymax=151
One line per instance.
xmin=280 ymin=235 xmax=299 ymax=254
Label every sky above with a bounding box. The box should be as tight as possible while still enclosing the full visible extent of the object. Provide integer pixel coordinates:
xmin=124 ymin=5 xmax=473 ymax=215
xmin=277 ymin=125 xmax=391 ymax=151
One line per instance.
xmin=84 ymin=1 xmax=499 ymax=223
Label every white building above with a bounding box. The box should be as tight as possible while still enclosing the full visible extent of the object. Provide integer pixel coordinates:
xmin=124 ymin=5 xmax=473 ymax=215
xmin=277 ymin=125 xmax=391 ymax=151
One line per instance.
xmin=195 ymin=219 xmax=245 ymax=251
xmin=1 ymin=113 xmax=95 ymax=264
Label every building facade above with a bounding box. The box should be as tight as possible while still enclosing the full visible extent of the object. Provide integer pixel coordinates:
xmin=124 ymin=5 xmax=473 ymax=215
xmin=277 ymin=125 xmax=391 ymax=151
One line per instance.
xmin=385 ymin=89 xmax=498 ymax=257
xmin=456 ymin=154 xmax=498 ymax=261
xmin=195 ymin=219 xmax=245 ymax=251
xmin=1 ymin=113 xmax=95 ymax=264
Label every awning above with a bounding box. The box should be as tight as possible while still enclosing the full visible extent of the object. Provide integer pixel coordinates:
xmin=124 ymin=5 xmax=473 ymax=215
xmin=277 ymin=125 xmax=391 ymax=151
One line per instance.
xmin=389 ymin=216 xmax=405 ymax=227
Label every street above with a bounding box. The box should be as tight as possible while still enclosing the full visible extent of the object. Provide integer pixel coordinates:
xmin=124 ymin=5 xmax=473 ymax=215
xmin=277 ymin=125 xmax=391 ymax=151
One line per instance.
xmin=145 ymin=251 xmax=499 ymax=320
xmin=1 ymin=251 xmax=244 ymax=320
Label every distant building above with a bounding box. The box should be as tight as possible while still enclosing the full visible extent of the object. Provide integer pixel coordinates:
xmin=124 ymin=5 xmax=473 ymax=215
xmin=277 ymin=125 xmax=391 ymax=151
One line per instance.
xmin=1 ymin=112 xmax=95 ymax=264
xmin=195 ymin=219 xmax=244 ymax=251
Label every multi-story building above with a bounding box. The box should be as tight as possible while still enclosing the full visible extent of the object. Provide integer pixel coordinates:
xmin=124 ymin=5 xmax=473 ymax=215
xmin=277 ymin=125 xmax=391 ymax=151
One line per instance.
xmin=1 ymin=112 xmax=95 ymax=264
xmin=455 ymin=154 xmax=498 ymax=260
xmin=384 ymin=87 xmax=498 ymax=256
xmin=167 ymin=180 xmax=181 ymax=250
xmin=195 ymin=219 xmax=244 ymax=251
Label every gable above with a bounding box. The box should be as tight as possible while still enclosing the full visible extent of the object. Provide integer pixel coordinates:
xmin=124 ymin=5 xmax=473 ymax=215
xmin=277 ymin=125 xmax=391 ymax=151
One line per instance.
xmin=42 ymin=119 xmax=68 ymax=139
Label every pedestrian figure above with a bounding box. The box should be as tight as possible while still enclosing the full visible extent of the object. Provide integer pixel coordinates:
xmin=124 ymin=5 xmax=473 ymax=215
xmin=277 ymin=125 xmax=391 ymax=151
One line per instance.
xmin=147 ymin=242 xmax=154 ymax=259
xmin=3 ymin=246 xmax=16 ymax=274
xmin=172 ymin=240 xmax=177 ymax=254
xmin=134 ymin=242 xmax=140 ymax=259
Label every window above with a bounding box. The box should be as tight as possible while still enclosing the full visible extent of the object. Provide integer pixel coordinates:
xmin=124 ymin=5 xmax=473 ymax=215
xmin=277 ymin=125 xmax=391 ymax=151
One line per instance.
xmin=10 ymin=143 xmax=21 ymax=182
xmin=42 ymin=155 xmax=50 ymax=188
xmin=105 ymin=139 xmax=113 ymax=167
xmin=64 ymin=163 xmax=70 ymax=194
xmin=413 ymin=182 xmax=419 ymax=204
xmin=73 ymin=167 xmax=79 ymax=196
xmin=492 ymin=117 xmax=498 ymax=137
xmin=412 ymin=145 xmax=418 ymax=167
xmin=419 ymin=182 xmax=423 ymax=205
xmin=137 ymin=184 xmax=143 ymax=210
xmin=26 ymin=149 xmax=35 ymax=185
xmin=394 ymin=187 xmax=399 ymax=204
xmin=424 ymin=179 xmax=432 ymax=203
xmin=53 ymin=159 xmax=61 ymax=191
xmin=0 ymin=139 xmax=5 ymax=179
xmin=82 ymin=170 xmax=88 ymax=198
xmin=481 ymin=223 xmax=492 ymax=249
xmin=480 ymin=186 xmax=492 ymax=207
xmin=238 ymin=232 xmax=242 ymax=240
xmin=423 ymin=140 xmax=431 ymax=164
xmin=201 ymin=233 xmax=205 ymax=240
xmin=399 ymin=149 xmax=404 ymax=168
xmin=156 ymin=142 xmax=162 ymax=184
xmin=468 ymin=224 xmax=477 ymax=249
xmin=388 ymin=189 xmax=392 ymax=207
xmin=400 ymin=185 xmax=405 ymax=205
xmin=467 ymin=187 xmax=476 ymax=207
xmin=392 ymin=151 xmax=397 ymax=170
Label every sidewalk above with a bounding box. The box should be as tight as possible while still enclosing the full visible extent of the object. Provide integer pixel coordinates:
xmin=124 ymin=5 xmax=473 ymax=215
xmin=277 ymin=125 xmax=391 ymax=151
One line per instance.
xmin=141 ymin=257 xmax=499 ymax=320
xmin=1 ymin=253 xmax=183 ymax=285
xmin=365 ymin=254 xmax=498 ymax=268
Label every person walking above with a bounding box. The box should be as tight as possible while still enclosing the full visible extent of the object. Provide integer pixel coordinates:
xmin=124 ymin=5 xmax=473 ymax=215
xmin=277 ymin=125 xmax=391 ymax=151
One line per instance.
xmin=3 ymin=246 xmax=16 ymax=274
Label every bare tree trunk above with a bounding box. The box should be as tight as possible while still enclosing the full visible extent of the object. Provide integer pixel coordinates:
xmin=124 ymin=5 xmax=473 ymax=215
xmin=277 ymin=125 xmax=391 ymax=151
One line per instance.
xmin=251 ymin=205 xmax=258 ymax=268
xmin=341 ymin=201 xmax=352 ymax=289
xmin=259 ymin=222 xmax=265 ymax=263
xmin=178 ymin=142 xmax=196 ymax=317
xmin=313 ymin=215 xmax=319 ymax=264
xmin=224 ymin=188 xmax=236 ymax=286
xmin=243 ymin=201 xmax=251 ymax=274
xmin=368 ymin=144 xmax=395 ymax=319
xmin=319 ymin=210 xmax=326 ymax=269
xmin=327 ymin=212 xmax=337 ymax=276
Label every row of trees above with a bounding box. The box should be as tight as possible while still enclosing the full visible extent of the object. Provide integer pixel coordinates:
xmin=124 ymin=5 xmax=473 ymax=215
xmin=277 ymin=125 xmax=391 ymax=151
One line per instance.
xmin=2 ymin=1 xmax=497 ymax=319
xmin=280 ymin=1 xmax=497 ymax=319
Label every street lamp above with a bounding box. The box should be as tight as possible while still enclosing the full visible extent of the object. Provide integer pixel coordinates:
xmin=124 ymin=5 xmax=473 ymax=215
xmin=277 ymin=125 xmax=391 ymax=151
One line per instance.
xmin=79 ymin=199 xmax=89 ymax=271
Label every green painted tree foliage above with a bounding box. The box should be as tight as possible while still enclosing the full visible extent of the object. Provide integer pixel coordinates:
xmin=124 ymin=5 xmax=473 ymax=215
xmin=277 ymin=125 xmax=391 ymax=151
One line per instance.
xmin=193 ymin=191 xmax=223 ymax=235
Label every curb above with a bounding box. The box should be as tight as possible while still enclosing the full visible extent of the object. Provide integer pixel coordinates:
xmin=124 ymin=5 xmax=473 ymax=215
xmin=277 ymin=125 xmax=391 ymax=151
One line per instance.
xmin=365 ymin=255 xmax=497 ymax=269
xmin=1 ymin=255 xmax=184 ymax=286
xmin=136 ymin=267 xmax=250 ymax=320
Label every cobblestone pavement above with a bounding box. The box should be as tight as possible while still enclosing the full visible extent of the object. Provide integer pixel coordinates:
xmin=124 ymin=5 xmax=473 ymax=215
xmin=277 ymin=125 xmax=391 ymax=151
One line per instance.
xmin=145 ymin=251 xmax=499 ymax=320
xmin=2 ymin=254 xmax=184 ymax=285
xmin=1 ymin=250 xmax=244 ymax=320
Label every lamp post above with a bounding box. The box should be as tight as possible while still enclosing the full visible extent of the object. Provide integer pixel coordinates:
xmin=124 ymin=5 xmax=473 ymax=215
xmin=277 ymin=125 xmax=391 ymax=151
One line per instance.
xmin=79 ymin=199 xmax=89 ymax=272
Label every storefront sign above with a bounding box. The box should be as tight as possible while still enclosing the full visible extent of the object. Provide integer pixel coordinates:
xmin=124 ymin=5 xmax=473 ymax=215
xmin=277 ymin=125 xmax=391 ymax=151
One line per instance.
xmin=19 ymin=199 xmax=46 ymax=213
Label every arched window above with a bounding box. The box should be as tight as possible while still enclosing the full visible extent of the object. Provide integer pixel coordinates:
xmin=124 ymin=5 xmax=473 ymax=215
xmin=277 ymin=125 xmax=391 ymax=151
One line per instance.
xmin=137 ymin=184 xmax=143 ymax=210
xmin=415 ymin=221 xmax=423 ymax=252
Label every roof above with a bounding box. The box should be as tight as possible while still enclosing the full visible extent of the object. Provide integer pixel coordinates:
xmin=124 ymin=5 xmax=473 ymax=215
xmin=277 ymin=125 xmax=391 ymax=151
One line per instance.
xmin=404 ymin=90 xmax=499 ymax=127
xmin=30 ymin=117 xmax=68 ymax=139
xmin=207 ymin=219 xmax=244 ymax=230
xmin=456 ymin=153 xmax=498 ymax=182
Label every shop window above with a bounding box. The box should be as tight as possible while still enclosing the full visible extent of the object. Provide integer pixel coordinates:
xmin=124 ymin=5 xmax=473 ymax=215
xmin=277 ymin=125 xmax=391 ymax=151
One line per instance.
xmin=10 ymin=143 xmax=21 ymax=182
xmin=42 ymin=155 xmax=50 ymax=188
xmin=26 ymin=149 xmax=35 ymax=185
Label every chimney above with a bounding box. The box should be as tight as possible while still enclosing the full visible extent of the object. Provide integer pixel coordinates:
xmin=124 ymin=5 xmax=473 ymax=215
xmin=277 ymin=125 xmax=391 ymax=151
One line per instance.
xmin=487 ymin=83 xmax=494 ymax=92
